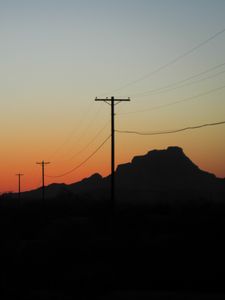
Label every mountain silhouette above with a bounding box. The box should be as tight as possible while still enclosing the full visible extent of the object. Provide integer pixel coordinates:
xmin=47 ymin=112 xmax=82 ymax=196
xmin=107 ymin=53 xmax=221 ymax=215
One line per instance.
xmin=114 ymin=146 xmax=221 ymax=188
xmin=9 ymin=146 xmax=225 ymax=202
xmin=101 ymin=146 xmax=224 ymax=203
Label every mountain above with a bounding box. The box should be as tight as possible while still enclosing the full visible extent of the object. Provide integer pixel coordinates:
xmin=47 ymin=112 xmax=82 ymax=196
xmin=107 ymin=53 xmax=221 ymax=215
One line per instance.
xmin=109 ymin=146 xmax=225 ymax=202
xmin=113 ymin=146 xmax=221 ymax=189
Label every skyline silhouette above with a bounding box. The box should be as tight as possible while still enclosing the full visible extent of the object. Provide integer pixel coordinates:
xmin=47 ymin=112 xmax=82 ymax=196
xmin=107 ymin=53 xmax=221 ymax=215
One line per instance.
xmin=3 ymin=145 xmax=225 ymax=201
xmin=1 ymin=117 xmax=224 ymax=195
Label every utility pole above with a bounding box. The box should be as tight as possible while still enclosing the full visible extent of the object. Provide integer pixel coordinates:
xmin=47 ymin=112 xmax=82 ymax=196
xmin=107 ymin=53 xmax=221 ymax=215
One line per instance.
xmin=16 ymin=173 xmax=24 ymax=206
xmin=95 ymin=97 xmax=130 ymax=214
xmin=36 ymin=161 xmax=50 ymax=205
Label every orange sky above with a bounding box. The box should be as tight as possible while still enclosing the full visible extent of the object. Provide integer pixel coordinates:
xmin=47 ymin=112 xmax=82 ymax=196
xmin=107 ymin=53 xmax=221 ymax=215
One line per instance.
xmin=1 ymin=1 xmax=225 ymax=193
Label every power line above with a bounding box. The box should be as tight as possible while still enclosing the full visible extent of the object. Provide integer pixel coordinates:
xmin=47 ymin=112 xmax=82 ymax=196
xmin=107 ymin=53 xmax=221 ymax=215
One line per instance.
xmin=116 ymin=120 xmax=225 ymax=136
xmin=46 ymin=135 xmax=111 ymax=178
xmin=118 ymin=83 xmax=225 ymax=115
xmin=66 ymin=120 xmax=109 ymax=162
xmin=99 ymin=26 xmax=225 ymax=95
xmin=148 ymin=68 xmax=225 ymax=96
xmin=49 ymin=101 xmax=100 ymax=160
xmin=131 ymin=61 xmax=225 ymax=98
xmin=53 ymin=103 xmax=104 ymax=162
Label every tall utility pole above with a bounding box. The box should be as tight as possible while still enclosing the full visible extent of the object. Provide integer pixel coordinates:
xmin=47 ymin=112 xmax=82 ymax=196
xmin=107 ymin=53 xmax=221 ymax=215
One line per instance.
xmin=36 ymin=161 xmax=50 ymax=204
xmin=95 ymin=97 xmax=130 ymax=213
xmin=16 ymin=173 xmax=24 ymax=206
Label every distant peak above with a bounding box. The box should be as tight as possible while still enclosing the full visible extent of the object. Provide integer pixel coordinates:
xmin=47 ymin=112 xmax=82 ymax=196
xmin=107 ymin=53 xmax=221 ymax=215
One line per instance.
xmin=90 ymin=173 xmax=102 ymax=180
xmin=80 ymin=173 xmax=102 ymax=183
xmin=147 ymin=146 xmax=184 ymax=156
xmin=166 ymin=146 xmax=184 ymax=153
xmin=147 ymin=146 xmax=183 ymax=156
xmin=130 ymin=146 xmax=189 ymax=167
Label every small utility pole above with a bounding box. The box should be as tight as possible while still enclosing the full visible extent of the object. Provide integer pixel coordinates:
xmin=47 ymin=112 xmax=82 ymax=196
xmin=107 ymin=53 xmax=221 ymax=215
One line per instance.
xmin=16 ymin=173 xmax=24 ymax=206
xmin=36 ymin=161 xmax=50 ymax=204
xmin=95 ymin=96 xmax=130 ymax=214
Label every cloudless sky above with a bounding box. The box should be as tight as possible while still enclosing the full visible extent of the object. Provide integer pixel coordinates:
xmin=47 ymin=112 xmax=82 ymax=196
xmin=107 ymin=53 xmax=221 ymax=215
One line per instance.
xmin=0 ymin=0 xmax=225 ymax=192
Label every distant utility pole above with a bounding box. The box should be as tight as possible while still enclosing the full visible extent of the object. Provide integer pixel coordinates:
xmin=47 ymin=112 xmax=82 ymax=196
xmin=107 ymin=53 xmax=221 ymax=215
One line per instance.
xmin=95 ymin=96 xmax=130 ymax=213
xmin=16 ymin=173 xmax=24 ymax=205
xmin=36 ymin=161 xmax=50 ymax=204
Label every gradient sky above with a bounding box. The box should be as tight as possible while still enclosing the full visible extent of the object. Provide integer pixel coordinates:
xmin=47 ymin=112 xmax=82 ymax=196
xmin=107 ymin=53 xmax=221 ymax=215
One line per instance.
xmin=1 ymin=0 xmax=225 ymax=193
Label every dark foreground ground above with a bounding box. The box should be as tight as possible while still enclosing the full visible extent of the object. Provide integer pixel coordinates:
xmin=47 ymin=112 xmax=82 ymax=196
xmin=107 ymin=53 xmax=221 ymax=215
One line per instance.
xmin=1 ymin=196 xmax=225 ymax=299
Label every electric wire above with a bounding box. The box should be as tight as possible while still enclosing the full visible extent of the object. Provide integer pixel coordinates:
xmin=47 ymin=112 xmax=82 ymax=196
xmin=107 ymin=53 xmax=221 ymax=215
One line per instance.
xmin=49 ymin=101 xmax=95 ymax=160
xmin=118 ymin=83 xmax=225 ymax=115
xmin=99 ymin=26 xmax=225 ymax=95
xmin=66 ymin=120 xmax=109 ymax=162
xmin=131 ymin=61 xmax=225 ymax=98
xmin=46 ymin=135 xmax=111 ymax=178
xmin=116 ymin=120 xmax=225 ymax=136
xmin=51 ymin=103 xmax=103 ymax=162
xmin=145 ymin=68 xmax=225 ymax=96
xmin=61 ymin=103 xmax=103 ymax=154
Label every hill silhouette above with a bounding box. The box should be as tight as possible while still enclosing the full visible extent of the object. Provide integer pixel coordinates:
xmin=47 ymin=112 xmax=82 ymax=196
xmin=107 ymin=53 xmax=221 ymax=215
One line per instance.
xmin=115 ymin=146 xmax=216 ymax=189
xmin=109 ymin=146 xmax=225 ymax=202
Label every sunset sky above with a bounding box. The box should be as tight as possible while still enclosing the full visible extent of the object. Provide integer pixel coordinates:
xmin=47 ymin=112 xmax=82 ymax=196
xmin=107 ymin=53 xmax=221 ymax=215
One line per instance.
xmin=1 ymin=0 xmax=225 ymax=193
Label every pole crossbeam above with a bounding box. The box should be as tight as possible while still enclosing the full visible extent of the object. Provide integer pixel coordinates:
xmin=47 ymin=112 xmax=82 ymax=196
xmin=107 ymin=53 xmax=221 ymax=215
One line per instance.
xmin=95 ymin=98 xmax=130 ymax=102
xmin=95 ymin=96 xmax=130 ymax=214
